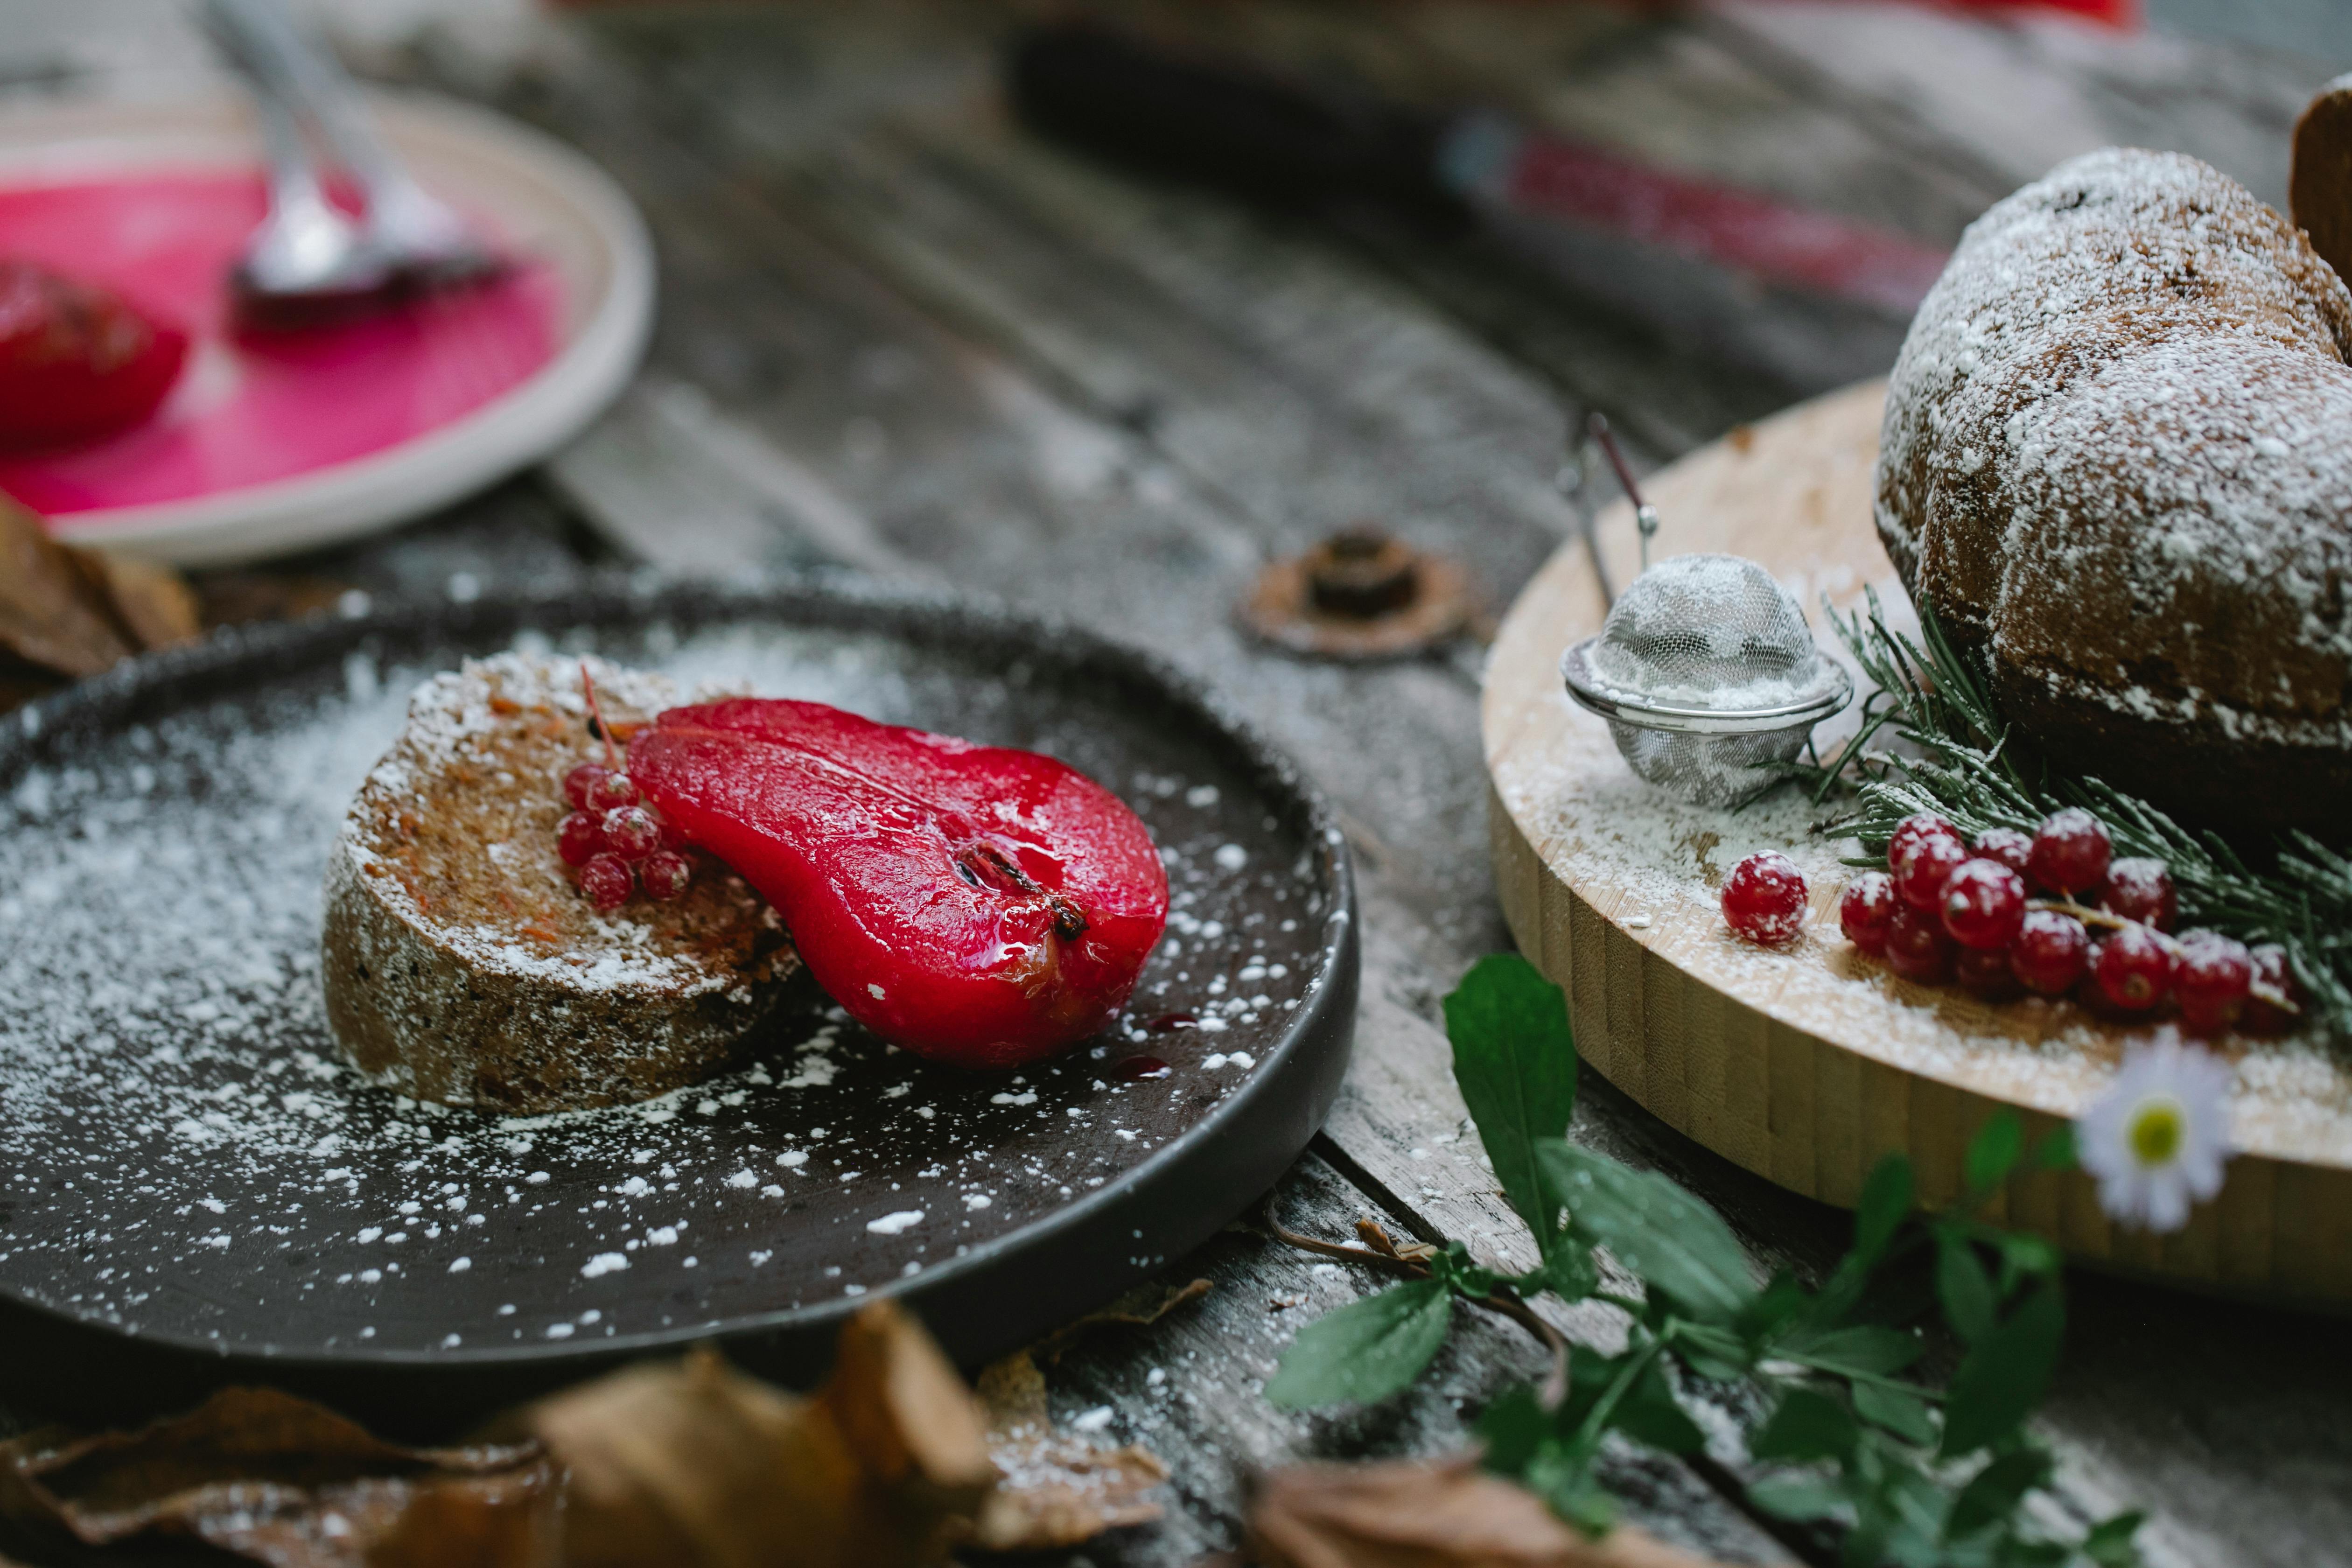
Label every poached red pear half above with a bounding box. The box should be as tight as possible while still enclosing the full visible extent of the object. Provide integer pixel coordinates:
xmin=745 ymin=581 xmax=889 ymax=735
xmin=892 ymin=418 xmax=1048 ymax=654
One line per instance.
xmin=628 ymin=699 xmax=1169 ymax=1069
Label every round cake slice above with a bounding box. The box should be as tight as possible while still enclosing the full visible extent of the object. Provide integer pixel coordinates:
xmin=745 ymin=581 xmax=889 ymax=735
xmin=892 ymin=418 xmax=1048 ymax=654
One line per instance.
xmin=322 ymin=652 xmax=798 ymax=1115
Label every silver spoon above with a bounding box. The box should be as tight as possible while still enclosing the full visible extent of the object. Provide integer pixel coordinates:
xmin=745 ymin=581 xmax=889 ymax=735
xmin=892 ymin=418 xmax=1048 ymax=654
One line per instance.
xmin=205 ymin=0 xmax=502 ymax=304
xmin=210 ymin=24 xmax=392 ymax=320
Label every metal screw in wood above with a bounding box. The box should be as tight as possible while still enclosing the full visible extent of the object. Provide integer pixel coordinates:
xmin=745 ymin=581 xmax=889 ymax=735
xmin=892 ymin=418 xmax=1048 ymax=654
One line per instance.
xmin=1240 ymin=526 xmax=1477 ymax=659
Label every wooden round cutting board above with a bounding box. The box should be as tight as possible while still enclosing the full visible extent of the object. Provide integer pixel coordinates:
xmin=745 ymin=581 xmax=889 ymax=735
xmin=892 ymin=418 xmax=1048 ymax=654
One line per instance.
xmin=1483 ymin=380 xmax=2352 ymax=1310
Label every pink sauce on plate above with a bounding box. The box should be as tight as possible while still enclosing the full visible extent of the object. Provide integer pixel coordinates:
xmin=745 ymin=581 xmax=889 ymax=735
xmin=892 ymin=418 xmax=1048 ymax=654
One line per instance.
xmin=0 ymin=172 xmax=562 ymax=520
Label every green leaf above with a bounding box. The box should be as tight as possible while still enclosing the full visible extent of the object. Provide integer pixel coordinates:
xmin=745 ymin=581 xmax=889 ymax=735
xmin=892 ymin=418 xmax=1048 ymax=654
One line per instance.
xmin=1937 ymin=1234 xmax=1999 ymax=1344
xmin=1523 ymin=1444 xmax=1616 ymax=1536
xmin=1533 ymin=1240 xmax=1600 ymax=1304
xmin=1808 ymin=1157 xmax=1914 ymax=1330
xmin=1941 ymin=1284 xmax=2065 ymax=1456
xmin=1750 ymin=1386 xmax=1860 ymax=1463
xmin=1433 ymin=1244 xmax=1503 ymax=1301
xmin=1965 ymin=1111 xmax=2025 ymax=1197
xmin=1885 ymin=1529 xmax=1941 ymax=1568
xmin=1265 ymin=1279 xmax=1452 ymax=1408
xmin=1549 ymin=1343 xmax=1629 ymax=1433
xmin=1748 ymin=1476 xmax=1848 ymax=1523
xmin=2082 ymin=1510 xmax=2145 ymax=1568
xmin=1444 ymin=954 xmax=1578 ymax=1250
xmin=1535 ymin=1140 xmax=1757 ymax=1321
xmin=1612 ymin=1359 xmax=1707 ymax=1455
xmin=1854 ymin=1381 xmax=1938 ymax=1447
xmin=1945 ymin=1447 xmax=2051 ymax=1540
xmin=1995 ymin=1231 xmax=2062 ymax=1290
xmin=1882 ymin=1455 xmax=1950 ymax=1543
xmin=1854 ymin=1155 xmax=1916 ymax=1259
xmin=1676 ymin=1328 xmax=1755 ymax=1384
xmin=1842 ymin=1505 xmax=1894 ymax=1568
xmin=1784 ymin=1323 xmax=1925 ymax=1376
xmin=1475 ymin=1383 xmax=1550 ymax=1476
xmin=1733 ymin=1272 xmax=1813 ymax=1359
xmin=2030 ymin=1123 xmax=2078 ymax=1172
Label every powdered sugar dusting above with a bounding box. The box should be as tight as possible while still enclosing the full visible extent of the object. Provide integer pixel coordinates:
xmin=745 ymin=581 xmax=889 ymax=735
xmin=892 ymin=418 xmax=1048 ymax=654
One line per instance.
xmin=1875 ymin=147 xmax=2352 ymax=756
xmin=0 ymin=613 xmax=1344 ymax=1356
xmin=346 ymin=652 xmax=739 ymax=997
xmin=1493 ymin=590 xmax=2352 ymax=1165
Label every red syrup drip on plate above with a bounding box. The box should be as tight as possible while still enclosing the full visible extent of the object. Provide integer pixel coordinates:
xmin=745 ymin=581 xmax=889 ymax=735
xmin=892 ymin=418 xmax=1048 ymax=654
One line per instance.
xmin=1114 ymin=1055 xmax=1173 ymax=1081
xmin=1144 ymin=1012 xmax=1197 ymax=1033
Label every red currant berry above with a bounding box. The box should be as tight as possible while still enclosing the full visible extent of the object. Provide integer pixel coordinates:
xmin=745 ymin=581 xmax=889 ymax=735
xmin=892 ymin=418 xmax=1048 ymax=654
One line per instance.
xmin=602 ymin=805 xmax=661 ymax=861
xmin=557 ymin=809 xmax=606 ymax=867
xmin=2008 ymin=909 xmax=2088 ymax=996
xmin=1970 ymin=827 xmax=2033 ymax=877
xmin=2074 ymin=940 xmax=2114 ymax=1016
xmin=1722 ymin=852 xmax=1807 ymax=945
xmin=2094 ymin=923 xmax=2175 ymax=1012
xmin=656 ymin=811 xmax=692 ymax=852
xmin=587 ymin=770 xmax=641 ymax=812
xmin=640 ymin=849 xmax=693 ymax=902
xmin=579 ymin=852 xmax=635 ymax=912
xmin=1884 ymin=902 xmax=1955 ymax=984
xmin=1955 ymin=944 xmax=2022 ymax=1000
xmin=2026 ymin=807 xmax=2111 ymax=896
xmin=1885 ymin=812 xmax=1960 ymax=874
xmin=563 ymin=762 xmax=610 ymax=812
xmin=2173 ymin=930 xmax=2253 ymax=1035
xmin=1839 ymin=871 xmax=1897 ymax=956
xmin=2240 ymin=945 xmax=2300 ymax=1036
xmin=1940 ymin=858 xmax=2026 ymax=951
xmin=1892 ymin=830 xmax=1970 ymax=912
xmin=2096 ymin=857 xmax=2176 ymax=933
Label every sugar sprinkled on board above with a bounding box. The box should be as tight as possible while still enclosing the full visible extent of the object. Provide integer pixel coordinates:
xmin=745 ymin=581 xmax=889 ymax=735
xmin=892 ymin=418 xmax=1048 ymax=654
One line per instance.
xmin=1492 ymin=573 xmax=2349 ymax=1164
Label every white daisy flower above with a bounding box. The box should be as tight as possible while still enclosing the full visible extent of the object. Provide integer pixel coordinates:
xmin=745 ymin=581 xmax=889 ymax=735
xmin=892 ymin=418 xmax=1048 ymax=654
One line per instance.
xmin=2076 ymin=1038 xmax=2233 ymax=1233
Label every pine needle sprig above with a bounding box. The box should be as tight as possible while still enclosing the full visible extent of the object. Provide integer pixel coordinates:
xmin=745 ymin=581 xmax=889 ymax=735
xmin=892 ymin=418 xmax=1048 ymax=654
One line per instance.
xmin=1791 ymin=589 xmax=2350 ymax=1042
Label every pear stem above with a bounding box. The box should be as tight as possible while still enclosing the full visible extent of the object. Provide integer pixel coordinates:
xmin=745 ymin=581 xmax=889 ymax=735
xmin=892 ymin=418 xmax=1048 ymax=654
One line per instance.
xmin=580 ymin=660 xmax=620 ymax=772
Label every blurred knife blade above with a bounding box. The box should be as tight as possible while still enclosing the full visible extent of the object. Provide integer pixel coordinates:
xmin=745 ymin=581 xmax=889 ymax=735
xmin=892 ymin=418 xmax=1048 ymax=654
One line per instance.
xmin=1008 ymin=25 xmax=1951 ymax=391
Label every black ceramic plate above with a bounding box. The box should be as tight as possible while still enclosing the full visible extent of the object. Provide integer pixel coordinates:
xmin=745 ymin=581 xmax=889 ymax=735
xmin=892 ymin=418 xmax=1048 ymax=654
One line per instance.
xmin=0 ymin=582 xmax=1354 ymax=1427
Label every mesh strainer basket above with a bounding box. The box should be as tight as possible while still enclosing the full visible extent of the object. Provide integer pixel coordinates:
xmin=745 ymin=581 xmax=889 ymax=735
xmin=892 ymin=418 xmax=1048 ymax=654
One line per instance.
xmin=1560 ymin=553 xmax=1852 ymax=806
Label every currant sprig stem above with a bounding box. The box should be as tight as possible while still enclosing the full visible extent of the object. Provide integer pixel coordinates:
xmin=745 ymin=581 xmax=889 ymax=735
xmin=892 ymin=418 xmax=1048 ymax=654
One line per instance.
xmin=1791 ymin=589 xmax=2349 ymax=1042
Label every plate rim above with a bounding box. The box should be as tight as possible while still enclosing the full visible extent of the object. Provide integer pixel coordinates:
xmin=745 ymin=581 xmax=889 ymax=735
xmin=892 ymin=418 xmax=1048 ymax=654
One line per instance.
xmin=0 ymin=88 xmax=654 ymax=567
xmin=0 ymin=576 xmax=1360 ymax=1380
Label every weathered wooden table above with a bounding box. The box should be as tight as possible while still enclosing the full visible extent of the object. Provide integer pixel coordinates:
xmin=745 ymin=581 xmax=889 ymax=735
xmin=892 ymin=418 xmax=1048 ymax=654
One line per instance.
xmin=4 ymin=3 xmax=2346 ymax=1564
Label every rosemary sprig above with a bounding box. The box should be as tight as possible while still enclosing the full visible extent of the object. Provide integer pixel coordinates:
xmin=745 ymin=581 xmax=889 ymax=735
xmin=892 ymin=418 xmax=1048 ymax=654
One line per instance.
xmin=1792 ymin=590 xmax=2351 ymax=1041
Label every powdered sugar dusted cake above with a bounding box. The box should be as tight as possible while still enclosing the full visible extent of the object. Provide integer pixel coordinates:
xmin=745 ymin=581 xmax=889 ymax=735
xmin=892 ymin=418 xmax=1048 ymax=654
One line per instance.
xmin=1875 ymin=147 xmax=2352 ymax=834
xmin=321 ymin=653 xmax=798 ymax=1114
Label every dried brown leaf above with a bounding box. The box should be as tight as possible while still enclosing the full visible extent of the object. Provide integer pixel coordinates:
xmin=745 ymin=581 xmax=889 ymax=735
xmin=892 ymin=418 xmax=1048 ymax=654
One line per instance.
xmin=1247 ymin=1456 xmax=1735 ymax=1568
xmin=971 ymin=1350 xmax=1166 ymax=1553
xmin=0 ymin=1385 xmax=560 ymax=1568
xmin=1356 ymin=1220 xmax=1440 ymax=1266
xmin=0 ymin=497 xmax=134 ymax=678
xmin=75 ymin=546 xmax=201 ymax=652
xmin=506 ymin=1300 xmax=995 ymax=1568
xmin=1034 ymin=1277 xmax=1211 ymax=1364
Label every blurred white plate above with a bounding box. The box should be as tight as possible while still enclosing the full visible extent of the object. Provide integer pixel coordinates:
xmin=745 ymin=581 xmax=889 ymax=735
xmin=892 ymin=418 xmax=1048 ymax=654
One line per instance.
xmin=0 ymin=91 xmax=651 ymax=566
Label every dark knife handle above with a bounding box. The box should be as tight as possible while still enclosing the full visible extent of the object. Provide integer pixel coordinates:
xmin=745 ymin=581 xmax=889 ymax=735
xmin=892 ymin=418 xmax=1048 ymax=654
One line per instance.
xmin=1006 ymin=24 xmax=1462 ymax=223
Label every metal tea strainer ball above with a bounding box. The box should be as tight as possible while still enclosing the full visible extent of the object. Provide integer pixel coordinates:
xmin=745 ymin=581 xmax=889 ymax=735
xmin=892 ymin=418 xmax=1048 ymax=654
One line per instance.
xmin=1560 ymin=553 xmax=1852 ymax=806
